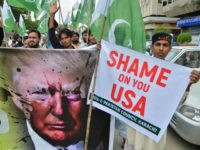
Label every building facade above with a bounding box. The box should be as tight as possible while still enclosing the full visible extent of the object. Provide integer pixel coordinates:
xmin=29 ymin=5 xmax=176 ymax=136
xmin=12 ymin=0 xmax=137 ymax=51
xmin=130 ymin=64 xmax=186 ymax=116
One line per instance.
xmin=139 ymin=0 xmax=180 ymax=39
xmin=139 ymin=0 xmax=200 ymax=44
xmin=162 ymin=0 xmax=200 ymax=44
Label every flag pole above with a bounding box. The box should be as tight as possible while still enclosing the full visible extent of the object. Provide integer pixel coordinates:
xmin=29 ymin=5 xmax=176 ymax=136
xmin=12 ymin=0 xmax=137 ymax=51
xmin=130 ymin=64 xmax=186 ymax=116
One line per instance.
xmin=86 ymin=0 xmax=93 ymax=45
xmin=84 ymin=0 xmax=108 ymax=149
xmin=84 ymin=0 xmax=94 ymax=149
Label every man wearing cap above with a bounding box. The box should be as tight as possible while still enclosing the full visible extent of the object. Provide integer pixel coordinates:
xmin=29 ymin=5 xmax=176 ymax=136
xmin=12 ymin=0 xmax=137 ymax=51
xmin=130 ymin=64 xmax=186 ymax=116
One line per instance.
xmin=125 ymin=32 xmax=200 ymax=150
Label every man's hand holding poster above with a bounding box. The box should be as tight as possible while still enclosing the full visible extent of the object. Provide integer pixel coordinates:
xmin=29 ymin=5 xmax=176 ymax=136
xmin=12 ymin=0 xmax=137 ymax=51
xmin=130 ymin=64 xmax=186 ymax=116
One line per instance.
xmin=88 ymin=40 xmax=191 ymax=142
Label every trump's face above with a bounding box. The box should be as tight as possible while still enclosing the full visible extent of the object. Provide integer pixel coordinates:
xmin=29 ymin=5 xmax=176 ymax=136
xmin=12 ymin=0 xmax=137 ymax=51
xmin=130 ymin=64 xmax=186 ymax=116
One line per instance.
xmin=13 ymin=69 xmax=85 ymax=146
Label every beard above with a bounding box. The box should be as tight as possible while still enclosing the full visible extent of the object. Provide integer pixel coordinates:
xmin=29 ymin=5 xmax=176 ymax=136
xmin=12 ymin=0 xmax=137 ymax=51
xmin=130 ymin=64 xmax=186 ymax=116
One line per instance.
xmin=29 ymin=43 xmax=39 ymax=48
xmin=72 ymin=40 xmax=79 ymax=45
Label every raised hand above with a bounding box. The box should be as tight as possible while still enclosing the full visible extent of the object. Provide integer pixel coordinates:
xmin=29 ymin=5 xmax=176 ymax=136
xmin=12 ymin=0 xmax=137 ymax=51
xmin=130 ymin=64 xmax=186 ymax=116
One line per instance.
xmin=50 ymin=2 xmax=60 ymax=17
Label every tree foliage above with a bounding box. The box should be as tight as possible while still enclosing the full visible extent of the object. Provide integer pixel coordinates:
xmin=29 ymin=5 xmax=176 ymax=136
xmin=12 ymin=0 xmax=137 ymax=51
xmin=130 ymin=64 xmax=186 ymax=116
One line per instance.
xmin=146 ymin=32 xmax=150 ymax=40
xmin=154 ymin=23 xmax=172 ymax=34
xmin=25 ymin=19 xmax=39 ymax=30
xmin=177 ymin=32 xmax=192 ymax=43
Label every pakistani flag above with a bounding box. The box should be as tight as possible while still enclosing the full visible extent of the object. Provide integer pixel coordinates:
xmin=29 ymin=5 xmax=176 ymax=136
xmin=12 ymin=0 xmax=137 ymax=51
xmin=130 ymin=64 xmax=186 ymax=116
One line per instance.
xmin=2 ymin=0 xmax=17 ymax=32
xmin=18 ymin=15 xmax=26 ymax=37
xmin=91 ymin=0 xmax=146 ymax=53
xmin=78 ymin=0 xmax=95 ymax=25
xmin=7 ymin=0 xmax=38 ymax=13
xmin=64 ymin=12 xmax=70 ymax=27
xmin=90 ymin=0 xmax=112 ymax=40
xmin=40 ymin=0 xmax=56 ymax=12
xmin=37 ymin=12 xmax=48 ymax=34
xmin=71 ymin=0 xmax=82 ymax=30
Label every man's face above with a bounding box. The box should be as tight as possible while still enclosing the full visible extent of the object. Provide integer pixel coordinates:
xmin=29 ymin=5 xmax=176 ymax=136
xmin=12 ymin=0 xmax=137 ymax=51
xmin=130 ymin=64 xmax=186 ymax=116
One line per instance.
xmin=82 ymin=33 xmax=89 ymax=43
xmin=12 ymin=38 xmax=17 ymax=45
xmin=151 ymin=40 xmax=172 ymax=59
xmin=23 ymin=39 xmax=29 ymax=48
xmin=28 ymin=32 xmax=40 ymax=48
xmin=89 ymin=34 xmax=97 ymax=45
xmin=72 ymin=34 xmax=79 ymax=44
xmin=60 ymin=34 xmax=73 ymax=49
xmin=15 ymin=70 xmax=84 ymax=146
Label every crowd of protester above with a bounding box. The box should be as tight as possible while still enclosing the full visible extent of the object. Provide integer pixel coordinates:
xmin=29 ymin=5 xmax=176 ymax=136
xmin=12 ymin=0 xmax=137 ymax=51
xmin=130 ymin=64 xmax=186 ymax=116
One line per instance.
xmin=0 ymin=17 xmax=97 ymax=50
xmin=0 ymin=3 xmax=200 ymax=150
xmin=0 ymin=29 xmax=97 ymax=50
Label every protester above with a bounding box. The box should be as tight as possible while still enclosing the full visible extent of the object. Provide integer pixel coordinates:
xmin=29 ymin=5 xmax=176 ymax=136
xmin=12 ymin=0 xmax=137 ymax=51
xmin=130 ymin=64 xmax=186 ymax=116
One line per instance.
xmin=0 ymin=18 xmax=4 ymax=46
xmin=72 ymin=31 xmax=81 ymax=49
xmin=48 ymin=3 xmax=74 ymax=49
xmin=27 ymin=29 xmax=43 ymax=48
xmin=14 ymin=36 xmax=23 ymax=47
xmin=8 ymin=36 xmax=13 ymax=47
xmin=23 ymin=36 xmax=29 ymax=48
xmin=80 ymin=29 xmax=91 ymax=48
xmin=8 ymin=33 xmax=19 ymax=47
xmin=40 ymin=34 xmax=47 ymax=48
xmin=125 ymin=32 xmax=200 ymax=150
xmin=88 ymin=33 xmax=97 ymax=46
xmin=1 ymin=40 xmax=7 ymax=47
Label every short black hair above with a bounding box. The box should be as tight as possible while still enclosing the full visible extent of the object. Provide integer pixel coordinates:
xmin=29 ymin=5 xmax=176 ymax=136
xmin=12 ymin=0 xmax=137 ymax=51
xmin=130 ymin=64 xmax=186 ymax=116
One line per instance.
xmin=59 ymin=29 xmax=73 ymax=39
xmin=72 ymin=31 xmax=79 ymax=37
xmin=82 ymin=28 xmax=91 ymax=36
xmin=23 ymin=36 xmax=28 ymax=40
xmin=12 ymin=33 xmax=19 ymax=40
xmin=28 ymin=29 xmax=41 ymax=39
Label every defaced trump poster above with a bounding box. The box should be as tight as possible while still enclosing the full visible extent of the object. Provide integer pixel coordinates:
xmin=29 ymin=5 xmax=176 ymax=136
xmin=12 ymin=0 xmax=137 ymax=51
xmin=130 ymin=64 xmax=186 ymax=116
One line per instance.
xmin=0 ymin=47 xmax=110 ymax=150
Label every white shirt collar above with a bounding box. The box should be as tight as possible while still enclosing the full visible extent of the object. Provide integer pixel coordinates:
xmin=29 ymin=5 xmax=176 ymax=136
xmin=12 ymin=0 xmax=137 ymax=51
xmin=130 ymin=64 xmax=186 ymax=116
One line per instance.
xmin=26 ymin=121 xmax=84 ymax=150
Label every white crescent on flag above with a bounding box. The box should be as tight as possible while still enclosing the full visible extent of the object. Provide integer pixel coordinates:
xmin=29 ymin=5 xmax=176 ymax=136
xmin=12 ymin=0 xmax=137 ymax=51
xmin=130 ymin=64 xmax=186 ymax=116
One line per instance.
xmin=108 ymin=19 xmax=130 ymax=44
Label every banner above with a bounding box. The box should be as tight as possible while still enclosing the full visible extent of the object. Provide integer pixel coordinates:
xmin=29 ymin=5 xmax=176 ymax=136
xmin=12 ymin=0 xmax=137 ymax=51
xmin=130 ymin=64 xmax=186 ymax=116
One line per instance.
xmin=88 ymin=40 xmax=191 ymax=142
xmin=0 ymin=47 xmax=110 ymax=150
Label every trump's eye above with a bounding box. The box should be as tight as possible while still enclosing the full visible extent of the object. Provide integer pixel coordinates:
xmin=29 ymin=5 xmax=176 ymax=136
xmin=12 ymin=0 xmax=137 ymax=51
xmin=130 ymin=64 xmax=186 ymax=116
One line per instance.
xmin=31 ymin=88 xmax=47 ymax=95
xmin=62 ymin=90 xmax=81 ymax=102
xmin=29 ymin=88 xmax=50 ymax=101
xmin=71 ymin=90 xmax=80 ymax=94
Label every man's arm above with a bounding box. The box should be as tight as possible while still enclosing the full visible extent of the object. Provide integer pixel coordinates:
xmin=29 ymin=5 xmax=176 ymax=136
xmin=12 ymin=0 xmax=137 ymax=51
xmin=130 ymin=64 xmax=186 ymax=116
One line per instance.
xmin=0 ymin=18 xmax=4 ymax=46
xmin=48 ymin=3 xmax=62 ymax=48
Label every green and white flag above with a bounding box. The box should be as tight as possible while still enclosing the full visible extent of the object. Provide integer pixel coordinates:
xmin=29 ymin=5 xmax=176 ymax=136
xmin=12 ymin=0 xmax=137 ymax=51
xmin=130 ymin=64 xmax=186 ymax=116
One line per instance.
xmin=40 ymin=0 xmax=56 ymax=13
xmin=7 ymin=0 xmax=38 ymax=13
xmin=2 ymin=0 xmax=17 ymax=32
xmin=71 ymin=0 xmax=81 ymax=30
xmin=18 ymin=15 xmax=26 ymax=37
xmin=64 ymin=12 xmax=70 ymax=27
xmin=90 ymin=0 xmax=112 ymax=40
xmin=78 ymin=0 xmax=95 ymax=26
xmin=91 ymin=0 xmax=146 ymax=53
xmin=33 ymin=0 xmax=52 ymax=19
xmin=37 ymin=12 xmax=48 ymax=34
